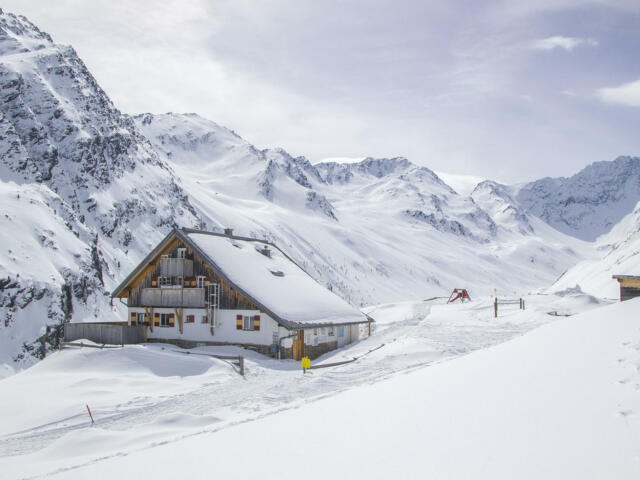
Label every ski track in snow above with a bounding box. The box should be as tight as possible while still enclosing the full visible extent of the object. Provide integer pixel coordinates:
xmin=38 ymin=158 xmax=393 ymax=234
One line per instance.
xmin=0 ymin=298 xmax=548 ymax=477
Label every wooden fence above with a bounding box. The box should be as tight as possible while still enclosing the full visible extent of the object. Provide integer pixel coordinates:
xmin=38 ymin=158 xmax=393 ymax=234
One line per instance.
xmin=63 ymin=322 xmax=146 ymax=346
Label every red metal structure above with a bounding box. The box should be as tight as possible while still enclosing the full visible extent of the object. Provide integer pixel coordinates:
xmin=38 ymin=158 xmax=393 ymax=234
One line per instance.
xmin=447 ymin=288 xmax=471 ymax=303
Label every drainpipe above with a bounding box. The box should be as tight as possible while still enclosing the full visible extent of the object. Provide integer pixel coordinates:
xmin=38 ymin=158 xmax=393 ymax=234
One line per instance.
xmin=278 ymin=331 xmax=298 ymax=360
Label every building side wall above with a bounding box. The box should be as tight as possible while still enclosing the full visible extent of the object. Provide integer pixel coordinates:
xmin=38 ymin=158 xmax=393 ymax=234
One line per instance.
xmin=128 ymin=307 xmax=278 ymax=346
xmin=618 ymin=278 xmax=640 ymax=288
xmin=620 ymin=286 xmax=640 ymax=302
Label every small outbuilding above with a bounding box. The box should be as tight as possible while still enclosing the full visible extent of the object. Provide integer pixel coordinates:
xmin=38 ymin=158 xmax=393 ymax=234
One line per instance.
xmin=111 ymin=228 xmax=373 ymax=359
xmin=612 ymin=275 xmax=640 ymax=301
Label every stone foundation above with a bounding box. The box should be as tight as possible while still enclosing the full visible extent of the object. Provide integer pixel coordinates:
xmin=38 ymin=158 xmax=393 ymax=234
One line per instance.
xmin=304 ymin=341 xmax=338 ymax=359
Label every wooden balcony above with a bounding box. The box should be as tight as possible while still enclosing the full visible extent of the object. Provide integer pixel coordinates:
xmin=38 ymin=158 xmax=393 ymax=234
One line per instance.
xmin=137 ymin=287 xmax=206 ymax=308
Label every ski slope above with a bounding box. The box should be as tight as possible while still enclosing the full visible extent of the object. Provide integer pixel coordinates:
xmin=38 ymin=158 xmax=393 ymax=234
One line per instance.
xmin=1 ymin=293 xmax=628 ymax=479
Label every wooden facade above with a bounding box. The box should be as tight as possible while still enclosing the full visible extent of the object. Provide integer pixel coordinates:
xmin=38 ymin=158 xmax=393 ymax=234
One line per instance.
xmin=125 ymin=238 xmax=258 ymax=311
xmin=612 ymin=275 xmax=640 ymax=301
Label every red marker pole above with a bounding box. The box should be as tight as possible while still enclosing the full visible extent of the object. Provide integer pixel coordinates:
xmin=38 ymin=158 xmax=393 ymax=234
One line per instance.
xmin=86 ymin=404 xmax=95 ymax=424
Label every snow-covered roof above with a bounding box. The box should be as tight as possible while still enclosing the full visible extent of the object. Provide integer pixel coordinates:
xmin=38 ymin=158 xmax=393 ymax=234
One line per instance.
xmin=184 ymin=231 xmax=368 ymax=328
xmin=112 ymin=228 xmax=370 ymax=329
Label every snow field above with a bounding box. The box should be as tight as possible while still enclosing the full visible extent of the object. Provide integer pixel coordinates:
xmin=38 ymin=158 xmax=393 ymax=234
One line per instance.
xmin=0 ymin=293 xmax=617 ymax=479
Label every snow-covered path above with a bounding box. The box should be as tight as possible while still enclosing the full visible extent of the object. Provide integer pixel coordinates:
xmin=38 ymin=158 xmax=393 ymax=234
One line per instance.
xmin=0 ymin=294 xmax=605 ymax=479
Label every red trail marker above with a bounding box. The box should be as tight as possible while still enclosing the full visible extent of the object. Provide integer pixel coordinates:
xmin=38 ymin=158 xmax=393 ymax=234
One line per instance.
xmin=86 ymin=404 xmax=95 ymax=424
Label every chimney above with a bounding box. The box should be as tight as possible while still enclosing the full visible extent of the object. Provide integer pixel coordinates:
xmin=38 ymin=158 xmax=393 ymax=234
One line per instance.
xmin=224 ymin=228 xmax=234 ymax=236
xmin=260 ymin=246 xmax=271 ymax=258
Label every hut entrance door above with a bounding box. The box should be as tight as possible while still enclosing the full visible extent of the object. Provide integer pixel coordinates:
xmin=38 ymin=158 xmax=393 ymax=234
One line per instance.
xmin=292 ymin=330 xmax=305 ymax=360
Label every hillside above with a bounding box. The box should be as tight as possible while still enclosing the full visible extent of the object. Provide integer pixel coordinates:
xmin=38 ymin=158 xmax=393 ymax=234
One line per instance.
xmin=0 ymin=295 xmax=635 ymax=479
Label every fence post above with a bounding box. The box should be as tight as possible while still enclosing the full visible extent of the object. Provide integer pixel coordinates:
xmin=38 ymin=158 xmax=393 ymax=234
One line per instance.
xmin=238 ymin=356 xmax=245 ymax=376
xmin=522 ymin=299 xmax=525 ymax=310
xmin=494 ymin=297 xmax=498 ymax=318
xmin=121 ymin=325 xmax=124 ymax=347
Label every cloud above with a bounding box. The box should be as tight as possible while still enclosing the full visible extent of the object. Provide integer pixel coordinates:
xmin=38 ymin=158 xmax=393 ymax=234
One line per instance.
xmin=532 ymin=36 xmax=598 ymax=51
xmin=597 ymin=79 xmax=640 ymax=107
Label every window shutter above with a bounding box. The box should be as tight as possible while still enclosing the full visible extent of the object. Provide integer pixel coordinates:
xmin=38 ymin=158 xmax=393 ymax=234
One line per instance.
xmin=236 ymin=314 xmax=243 ymax=330
xmin=253 ymin=315 xmax=260 ymax=331
xmin=152 ymin=278 xmax=157 ymax=287
xmin=169 ymin=314 xmax=175 ymax=327
xmin=154 ymin=313 xmax=160 ymax=327
xmin=130 ymin=312 xmax=136 ymax=326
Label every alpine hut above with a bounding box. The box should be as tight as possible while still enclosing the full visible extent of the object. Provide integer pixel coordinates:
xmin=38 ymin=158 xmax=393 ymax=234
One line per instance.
xmin=111 ymin=228 xmax=373 ymax=359
xmin=612 ymin=275 xmax=640 ymax=302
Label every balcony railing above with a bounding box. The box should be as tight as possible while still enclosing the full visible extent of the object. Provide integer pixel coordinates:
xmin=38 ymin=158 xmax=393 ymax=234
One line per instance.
xmin=139 ymin=288 xmax=206 ymax=308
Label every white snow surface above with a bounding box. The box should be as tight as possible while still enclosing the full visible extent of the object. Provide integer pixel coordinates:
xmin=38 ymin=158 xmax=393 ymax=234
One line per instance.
xmin=551 ymin=200 xmax=640 ymax=298
xmin=1 ymin=294 xmax=636 ymax=479
xmin=187 ymin=233 xmax=367 ymax=325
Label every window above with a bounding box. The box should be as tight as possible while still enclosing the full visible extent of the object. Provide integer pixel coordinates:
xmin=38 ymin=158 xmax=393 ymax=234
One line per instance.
xmin=160 ymin=313 xmax=170 ymax=327
xmin=175 ymin=276 xmax=183 ymax=287
xmin=186 ymin=314 xmax=195 ymax=323
xmin=338 ymin=326 xmax=345 ymax=338
xmin=136 ymin=312 xmax=146 ymax=325
xmin=243 ymin=315 xmax=254 ymax=331
xmin=328 ymin=326 xmax=335 ymax=336
xmin=158 ymin=276 xmax=169 ymax=288
xmin=177 ymin=248 xmax=186 ymax=259
xmin=201 ymin=315 xmax=208 ymax=324
xmin=197 ymin=276 xmax=206 ymax=289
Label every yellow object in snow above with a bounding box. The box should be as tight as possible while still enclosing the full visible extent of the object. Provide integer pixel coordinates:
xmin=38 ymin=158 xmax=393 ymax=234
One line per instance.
xmin=301 ymin=357 xmax=311 ymax=369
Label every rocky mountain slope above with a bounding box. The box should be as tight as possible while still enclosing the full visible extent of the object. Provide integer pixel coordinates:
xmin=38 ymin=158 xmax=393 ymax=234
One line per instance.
xmin=0 ymin=10 xmax=202 ymax=367
xmin=517 ymin=156 xmax=640 ymax=241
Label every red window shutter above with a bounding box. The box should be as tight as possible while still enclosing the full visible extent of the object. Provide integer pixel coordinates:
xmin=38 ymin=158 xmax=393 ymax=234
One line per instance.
xmin=236 ymin=314 xmax=243 ymax=330
xmin=169 ymin=314 xmax=175 ymax=327
xmin=130 ymin=312 xmax=136 ymax=325
xmin=154 ymin=313 xmax=160 ymax=327
xmin=253 ymin=315 xmax=260 ymax=331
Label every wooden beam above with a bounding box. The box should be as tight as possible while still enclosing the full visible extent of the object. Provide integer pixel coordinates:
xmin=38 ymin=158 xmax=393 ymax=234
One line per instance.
xmin=145 ymin=306 xmax=154 ymax=333
xmin=174 ymin=307 xmax=184 ymax=334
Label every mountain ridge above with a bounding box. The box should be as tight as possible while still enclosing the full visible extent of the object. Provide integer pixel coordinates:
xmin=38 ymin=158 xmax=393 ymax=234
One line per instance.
xmin=0 ymin=9 xmax=637 ymax=373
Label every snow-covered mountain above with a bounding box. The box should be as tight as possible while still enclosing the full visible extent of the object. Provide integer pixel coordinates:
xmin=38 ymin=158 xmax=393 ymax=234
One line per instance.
xmin=1 ymin=9 xmax=638 ymax=372
xmin=550 ymin=201 xmax=640 ymax=298
xmin=137 ymin=112 xmax=587 ymax=308
xmin=517 ymin=156 xmax=640 ymax=241
xmin=0 ymin=11 xmax=202 ymax=365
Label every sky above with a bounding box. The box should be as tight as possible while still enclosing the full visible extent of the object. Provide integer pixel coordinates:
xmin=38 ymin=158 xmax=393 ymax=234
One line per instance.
xmin=4 ymin=0 xmax=640 ymax=182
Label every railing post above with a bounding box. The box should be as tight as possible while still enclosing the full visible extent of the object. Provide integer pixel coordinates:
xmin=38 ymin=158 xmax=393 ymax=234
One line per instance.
xmin=494 ymin=297 xmax=498 ymax=318
xmin=238 ymin=356 xmax=245 ymax=376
